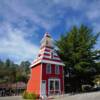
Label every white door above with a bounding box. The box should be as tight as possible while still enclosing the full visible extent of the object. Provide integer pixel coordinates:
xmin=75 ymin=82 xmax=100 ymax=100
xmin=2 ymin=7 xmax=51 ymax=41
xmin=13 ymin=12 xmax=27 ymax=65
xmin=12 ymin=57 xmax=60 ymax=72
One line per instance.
xmin=41 ymin=80 xmax=46 ymax=97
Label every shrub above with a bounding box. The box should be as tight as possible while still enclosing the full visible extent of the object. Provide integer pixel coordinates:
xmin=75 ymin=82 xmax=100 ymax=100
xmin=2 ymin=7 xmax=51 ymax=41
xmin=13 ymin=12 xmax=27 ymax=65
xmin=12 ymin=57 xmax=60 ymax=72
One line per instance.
xmin=22 ymin=91 xmax=38 ymax=100
xmin=82 ymin=85 xmax=92 ymax=92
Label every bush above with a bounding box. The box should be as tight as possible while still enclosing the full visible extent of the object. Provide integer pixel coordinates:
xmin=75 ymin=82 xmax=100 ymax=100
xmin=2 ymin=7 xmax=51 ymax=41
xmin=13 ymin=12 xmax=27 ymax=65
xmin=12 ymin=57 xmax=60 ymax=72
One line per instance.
xmin=22 ymin=91 xmax=38 ymax=100
xmin=82 ymin=85 xmax=92 ymax=92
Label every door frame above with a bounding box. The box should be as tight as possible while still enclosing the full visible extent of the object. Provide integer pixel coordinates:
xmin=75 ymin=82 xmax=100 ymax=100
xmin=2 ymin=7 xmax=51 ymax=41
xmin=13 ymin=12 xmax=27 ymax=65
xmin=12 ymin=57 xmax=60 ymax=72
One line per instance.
xmin=48 ymin=78 xmax=61 ymax=95
xmin=41 ymin=80 xmax=46 ymax=97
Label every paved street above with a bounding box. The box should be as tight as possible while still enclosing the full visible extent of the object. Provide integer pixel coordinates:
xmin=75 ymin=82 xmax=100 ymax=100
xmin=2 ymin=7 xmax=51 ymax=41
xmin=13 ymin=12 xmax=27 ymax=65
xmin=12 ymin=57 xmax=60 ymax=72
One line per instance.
xmin=0 ymin=92 xmax=100 ymax=100
xmin=55 ymin=92 xmax=100 ymax=100
xmin=0 ymin=96 xmax=22 ymax=100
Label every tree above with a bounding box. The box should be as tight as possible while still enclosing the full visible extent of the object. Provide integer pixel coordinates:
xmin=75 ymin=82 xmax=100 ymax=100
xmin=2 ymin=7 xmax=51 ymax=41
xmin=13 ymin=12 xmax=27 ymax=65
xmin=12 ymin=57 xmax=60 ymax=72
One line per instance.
xmin=96 ymin=61 xmax=100 ymax=74
xmin=4 ymin=59 xmax=11 ymax=67
xmin=16 ymin=61 xmax=30 ymax=83
xmin=20 ymin=61 xmax=30 ymax=74
xmin=56 ymin=25 xmax=100 ymax=92
xmin=0 ymin=59 xmax=30 ymax=84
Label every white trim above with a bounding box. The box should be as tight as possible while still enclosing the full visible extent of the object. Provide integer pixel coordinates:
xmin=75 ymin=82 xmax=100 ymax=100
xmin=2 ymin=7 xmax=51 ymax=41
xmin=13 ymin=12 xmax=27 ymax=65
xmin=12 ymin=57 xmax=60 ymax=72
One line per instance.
xmin=30 ymin=60 xmax=41 ymax=67
xmin=30 ymin=59 xmax=65 ymax=68
xmin=48 ymin=78 xmax=61 ymax=95
xmin=53 ymin=57 xmax=60 ymax=60
xmin=43 ymin=55 xmax=60 ymax=60
xmin=40 ymin=51 xmax=58 ymax=56
xmin=42 ymin=51 xmax=50 ymax=54
xmin=39 ymin=48 xmax=45 ymax=53
xmin=33 ymin=59 xmax=37 ymax=62
xmin=39 ymin=48 xmax=52 ymax=53
xmin=42 ymin=60 xmax=65 ymax=66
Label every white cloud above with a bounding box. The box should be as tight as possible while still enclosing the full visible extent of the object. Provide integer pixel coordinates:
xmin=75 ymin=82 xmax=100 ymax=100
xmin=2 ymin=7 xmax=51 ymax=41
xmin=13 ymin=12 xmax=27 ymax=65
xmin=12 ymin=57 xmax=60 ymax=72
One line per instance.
xmin=0 ymin=0 xmax=62 ymax=31
xmin=0 ymin=0 xmax=100 ymax=61
xmin=0 ymin=23 xmax=39 ymax=63
xmin=1 ymin=0 xmax=86 ymax=32
xmin=0 ymin=0 xmax=87 ymax=32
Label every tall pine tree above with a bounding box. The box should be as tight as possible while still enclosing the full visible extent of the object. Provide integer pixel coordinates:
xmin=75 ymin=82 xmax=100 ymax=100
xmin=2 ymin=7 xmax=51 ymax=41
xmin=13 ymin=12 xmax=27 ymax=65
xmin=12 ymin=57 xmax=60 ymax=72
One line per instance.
xmin=56 ymin=25 xmax=100 ymax=92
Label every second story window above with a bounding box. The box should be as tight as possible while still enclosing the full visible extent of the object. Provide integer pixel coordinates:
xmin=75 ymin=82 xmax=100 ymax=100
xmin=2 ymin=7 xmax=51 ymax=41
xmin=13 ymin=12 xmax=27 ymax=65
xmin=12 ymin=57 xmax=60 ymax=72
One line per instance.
xmin=46 ymin=64 xmax=51 ymax=74
xmin=55 ymin=65 xmax=60 ymax=74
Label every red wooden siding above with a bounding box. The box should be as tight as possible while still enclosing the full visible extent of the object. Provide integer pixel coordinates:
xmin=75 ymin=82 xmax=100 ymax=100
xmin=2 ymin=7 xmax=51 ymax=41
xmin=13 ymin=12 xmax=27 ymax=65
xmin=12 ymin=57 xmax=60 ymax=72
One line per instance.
xmin=42 ymin=63 xmax=64 ymax=95
xmin=27 ymin=64 xmax=41 ymax=95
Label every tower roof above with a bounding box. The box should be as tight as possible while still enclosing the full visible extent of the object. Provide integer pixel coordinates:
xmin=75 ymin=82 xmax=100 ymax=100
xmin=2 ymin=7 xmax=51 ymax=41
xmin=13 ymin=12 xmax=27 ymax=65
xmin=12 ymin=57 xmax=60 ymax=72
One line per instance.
xmin=30 ymin=33 xmax=64 ymax=68
xmin=44 ymin=32 xmax=51 ymax=37
xmin=41 ymin=32 xmax=53 ymax=48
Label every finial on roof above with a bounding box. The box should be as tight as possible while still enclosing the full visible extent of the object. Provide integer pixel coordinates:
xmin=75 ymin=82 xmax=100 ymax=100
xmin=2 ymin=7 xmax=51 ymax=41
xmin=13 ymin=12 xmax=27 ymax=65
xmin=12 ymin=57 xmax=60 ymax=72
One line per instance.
xmin=44 ymin=32 xmax=51 ymax=38
xmin=41 ymin=32 xmax=53 ymax=48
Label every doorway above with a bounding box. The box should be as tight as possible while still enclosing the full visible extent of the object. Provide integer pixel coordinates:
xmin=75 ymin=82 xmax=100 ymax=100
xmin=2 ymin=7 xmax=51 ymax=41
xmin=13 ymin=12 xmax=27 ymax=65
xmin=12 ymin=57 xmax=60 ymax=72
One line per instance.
xmin=48 ymin=78 xmax=60 ymax=95
xmin=41 ymin=80 xmax=46 ymax=97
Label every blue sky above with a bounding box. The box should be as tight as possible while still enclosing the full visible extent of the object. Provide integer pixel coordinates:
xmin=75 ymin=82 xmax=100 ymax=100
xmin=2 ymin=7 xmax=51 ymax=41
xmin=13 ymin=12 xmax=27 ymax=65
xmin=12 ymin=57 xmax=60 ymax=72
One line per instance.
xmin=0 ymin=0 xmax=100 ymax=64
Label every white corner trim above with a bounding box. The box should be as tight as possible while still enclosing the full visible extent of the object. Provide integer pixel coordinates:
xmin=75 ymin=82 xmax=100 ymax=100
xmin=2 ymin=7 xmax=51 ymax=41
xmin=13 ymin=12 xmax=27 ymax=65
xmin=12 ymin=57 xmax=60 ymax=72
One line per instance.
xmin=30 ymin=60 xmax=41 ymax=68
xmin=40 ymin=63 xmax=42 ymax=97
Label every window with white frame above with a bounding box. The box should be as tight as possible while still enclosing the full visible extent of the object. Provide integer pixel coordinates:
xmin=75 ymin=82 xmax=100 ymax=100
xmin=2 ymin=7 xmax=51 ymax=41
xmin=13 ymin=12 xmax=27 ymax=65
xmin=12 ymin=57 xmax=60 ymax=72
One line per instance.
xmin=46 ymin=64 xmax=51 ymax=74
xmin=55 ymin=65 xmax=60 ymax=74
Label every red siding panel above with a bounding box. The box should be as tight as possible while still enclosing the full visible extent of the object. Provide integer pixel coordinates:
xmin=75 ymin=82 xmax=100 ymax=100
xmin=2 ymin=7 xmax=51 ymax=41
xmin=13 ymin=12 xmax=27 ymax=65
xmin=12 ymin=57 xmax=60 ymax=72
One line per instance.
xmin=27 ymin=64 xmax=41 ymax=95
xmin=42 ymin=63 xmax=64 ymax=95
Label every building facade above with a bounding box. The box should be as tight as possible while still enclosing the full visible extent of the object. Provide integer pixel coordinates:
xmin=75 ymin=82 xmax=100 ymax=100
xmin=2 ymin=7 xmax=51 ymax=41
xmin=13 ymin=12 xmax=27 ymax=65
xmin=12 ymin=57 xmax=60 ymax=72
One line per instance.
xmin=27 ymin=33 xmax=64 ymax=97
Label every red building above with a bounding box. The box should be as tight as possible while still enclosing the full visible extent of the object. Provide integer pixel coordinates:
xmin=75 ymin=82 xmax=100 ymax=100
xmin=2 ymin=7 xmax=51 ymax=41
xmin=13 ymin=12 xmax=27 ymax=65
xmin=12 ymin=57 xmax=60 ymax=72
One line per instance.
xmin=27 ymin=33 xmax=64 ymax=97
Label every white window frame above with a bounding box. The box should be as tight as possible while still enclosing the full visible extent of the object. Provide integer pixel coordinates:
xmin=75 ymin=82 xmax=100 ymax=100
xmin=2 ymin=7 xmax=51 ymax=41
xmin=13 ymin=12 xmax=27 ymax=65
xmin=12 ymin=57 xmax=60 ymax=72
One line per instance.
xmin=48 ymin=78 xmax=61 ymax=95
xmin=55 ymin=65 xmax=60 ymax=74
xmin=46 ymin=64 xmax=51 ymax=74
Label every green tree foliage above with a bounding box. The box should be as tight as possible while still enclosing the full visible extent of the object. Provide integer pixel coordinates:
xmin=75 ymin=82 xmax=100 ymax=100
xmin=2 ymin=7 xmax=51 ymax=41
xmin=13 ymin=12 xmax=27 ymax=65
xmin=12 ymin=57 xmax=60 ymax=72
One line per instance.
xmin=56 ymin=25 xmax=100 ymax=92
xmin=16 ymin=61 xmax=30 ymax=83
xmin=96 ymin=61 xmax=100 ymax=74
xmin=0 ymin=59 xmax=30 ymax=84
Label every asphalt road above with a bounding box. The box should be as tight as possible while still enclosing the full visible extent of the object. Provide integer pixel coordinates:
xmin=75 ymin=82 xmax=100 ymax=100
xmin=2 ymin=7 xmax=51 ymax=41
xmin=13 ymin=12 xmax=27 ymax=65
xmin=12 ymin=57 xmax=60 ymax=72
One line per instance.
xmin=0 ymin=96 xmax=22 ymax=100
xmin=0 ymin=91 xmax=100 ymax=100
xmin=55 ymin=92 xmax=100 ymax=100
